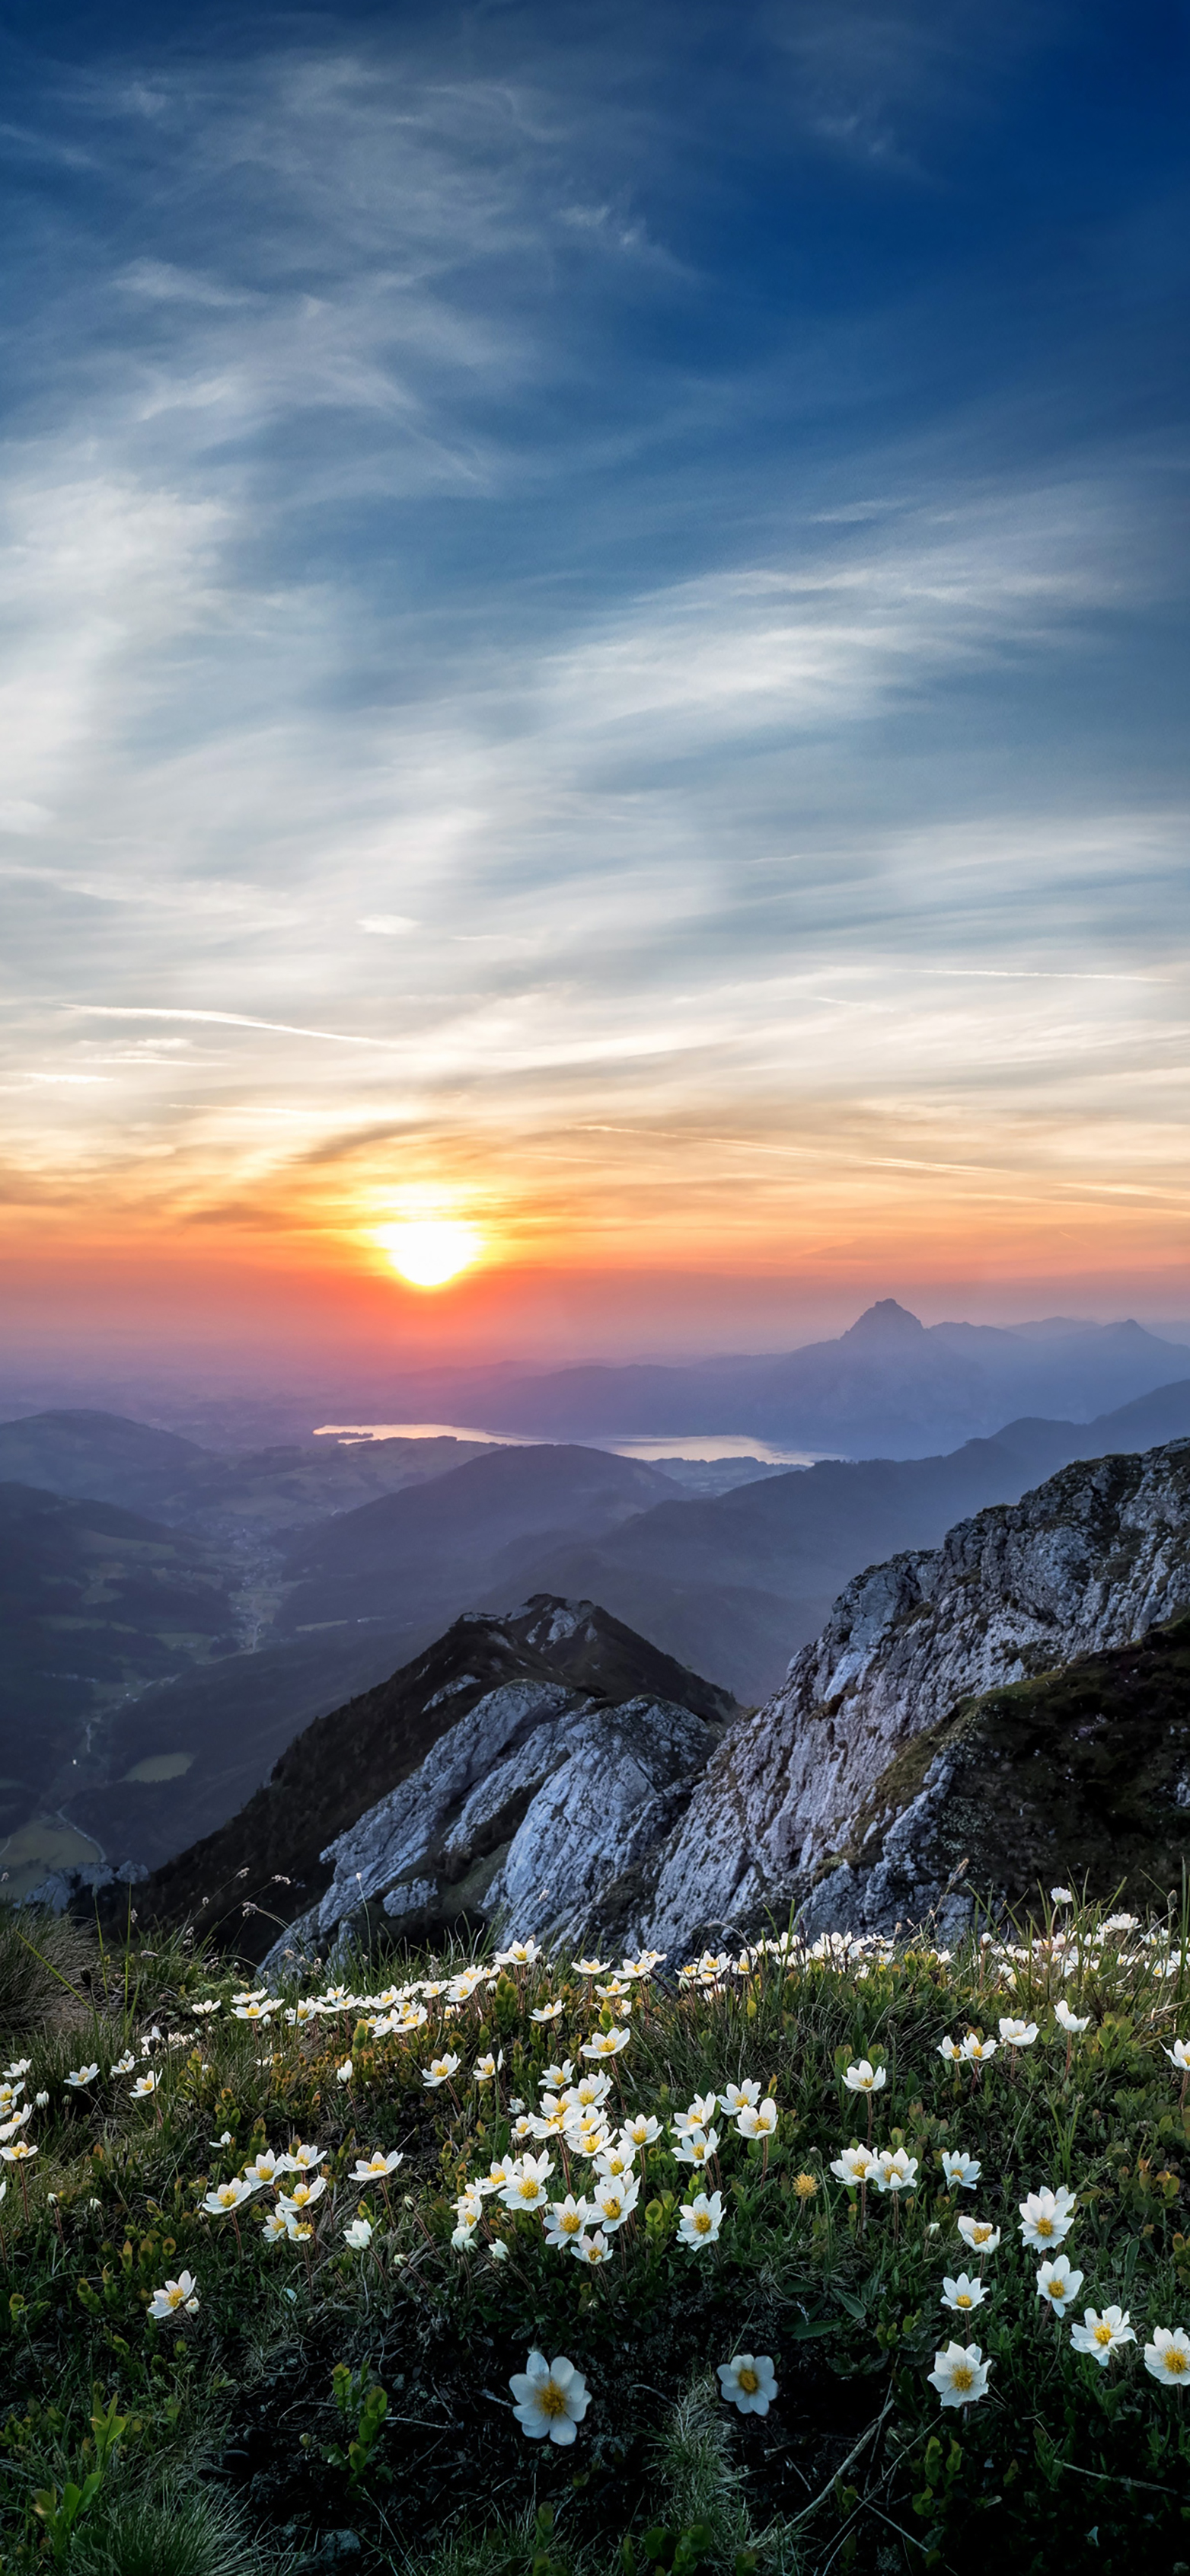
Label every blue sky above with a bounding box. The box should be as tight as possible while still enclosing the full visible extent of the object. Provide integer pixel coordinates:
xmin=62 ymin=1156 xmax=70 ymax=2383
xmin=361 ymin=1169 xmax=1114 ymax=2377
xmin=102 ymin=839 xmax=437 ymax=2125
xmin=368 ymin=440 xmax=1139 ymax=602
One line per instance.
xmin=1 ymin=0 xmax=1188 ymax=1356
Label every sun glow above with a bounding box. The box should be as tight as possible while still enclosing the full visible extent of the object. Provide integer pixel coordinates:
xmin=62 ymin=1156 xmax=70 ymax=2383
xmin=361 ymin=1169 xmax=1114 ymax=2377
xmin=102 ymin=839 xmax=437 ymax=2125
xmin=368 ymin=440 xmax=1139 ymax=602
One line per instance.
xmin=375 ymin=1220 xmax=484 ymax=1288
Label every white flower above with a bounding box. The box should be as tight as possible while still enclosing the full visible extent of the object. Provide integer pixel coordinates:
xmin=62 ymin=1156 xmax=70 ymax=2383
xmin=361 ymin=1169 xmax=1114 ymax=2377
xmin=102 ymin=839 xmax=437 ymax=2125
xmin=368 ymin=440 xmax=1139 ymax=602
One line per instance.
xmin=830 ymin=2144 xmax=879 ymax=2188
xmin=343 ymin=2217 xmax=373 ymax=2251
xmin=589 ymin=2175 xmax=639 ymax=2231
xmin=509 ymin=2351 xmax=590 ymax=2444
xmin=544 ymin=2194 xmax=592 ymax=2248
xmin=573 ymin=1958 xmax=610 ymax=1977
xmin=66 ymin=2064 xmax=100 ymax=2089
xmin=1070 ymin=2305 xmax=1137 ymax=2367
xmin=621 ymin=2112 xmax=662 ymax=2148
xmin=873 ymin=2147 xmax=918 ymax=2195
xmin=843 ymin=2060 xmax=886 ymax=2096
xmin=129 ymin=2072 xmax=158 ymax=2098
xmin=1144 ymin=2325 xmax=1190 ymax=2387
xmin=579 ymin=2026 xmax=630 ymax=2060
xmin=717 ymin=2354 xmax=777 ymax=2415
xmin=233 ymin=2000 xmax=275 ymax=2022
xmin=719 ymin=2080 xmax=761 ymax=2117
xmin=286 ymin=2141 xmax=326 ymax=2170
xmin=209 ymin=2130 xmax=234 ymax=2150
xmin=202 ymin=2179 xmax=256 ymax=2215
xmin=335 ymin=2057 xmax=353 ymax=2085
xmin=940 ymin=2151 xmax=981 ymax=2191
xmin=541 ymin=2060 xmax=574 ymax=2089
xmin=422 ymin=2054 xmax=461 ymax=2089
xmin=736 ymin=2099 xmax=778 ymax=2141
xmin=677 ymin=2191 xmax=723 ymax=2250
xmin=501 ymin=2152 xmax=554 ymax=2213
xmin=673 ymin=2092 xmax=719 ymax=2135
xmin=488 ymin=2238 xmax=509 ymax=2262
xmin=351 ymin=2149 xmax=404 ymax=2181
xmin=997 ymin=2019 xmax=1038 ymax=2048
xmin=566 ymin=2072 xmax=613 ymax=2108
xmin=1165 ymin=2040 xmax=1190 ymax=2073
xmin=34 ymin=2091 xmax=49 ymax=2108
xmin=531 ymin=2001 xmax=564 ymax=2023
xmin=593 ymin=2143 xmax=636 ymax=2181
xmin=674 ymin=2128 xmax=719 ymax=2169
xmin=927 ymin=2342 xmax=991 ymax=2407
xmin=148 ymin=2273 xmax=198 ymax=2319
xmin=1050 ymin=1886 xmax=1074 ymax=1905
xmin=956 ymin=2217 xmax=1001 ymax=2257
xmin=940 ymin=2273 xmax=987 ymax=2315
xmin=1 ymin=2140 xmax=37 ymax=2165
xmin=1019 ymin=2187 xmax=1077 ymax=2250
xmin=278 ymin=2175 xmax=326 ymax=2213
xmin=959 ymin=2033 xmax=996 ymax=2065
xmin=242 ymin=2150 xmax=286 ymax=2186
xmin=286 ymin=2217 xmax=314 ymax=2243
xmin=474 ymin=2054 xmax=502 ymax=2082
xmin=1054 ymin=2001 xmax=1090 ymax=2035
xmin=1036 ymin=2255 xmax=1084 ymax=2318
xmin=571 ymin=2227 xmax=614 ymax=2267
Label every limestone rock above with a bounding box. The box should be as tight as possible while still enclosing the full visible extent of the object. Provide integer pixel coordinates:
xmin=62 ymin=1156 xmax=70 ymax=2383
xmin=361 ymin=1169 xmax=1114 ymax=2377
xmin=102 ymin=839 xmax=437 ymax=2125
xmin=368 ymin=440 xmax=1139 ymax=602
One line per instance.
xmin=641 ymin=1440 xmax=1190 ymax=1946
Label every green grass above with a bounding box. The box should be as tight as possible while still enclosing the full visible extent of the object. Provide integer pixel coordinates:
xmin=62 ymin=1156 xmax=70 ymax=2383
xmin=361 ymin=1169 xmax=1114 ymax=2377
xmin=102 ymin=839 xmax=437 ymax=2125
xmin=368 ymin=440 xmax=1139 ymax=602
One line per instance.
xmin=3 ymin=1899 xmax=1190 ymax=2575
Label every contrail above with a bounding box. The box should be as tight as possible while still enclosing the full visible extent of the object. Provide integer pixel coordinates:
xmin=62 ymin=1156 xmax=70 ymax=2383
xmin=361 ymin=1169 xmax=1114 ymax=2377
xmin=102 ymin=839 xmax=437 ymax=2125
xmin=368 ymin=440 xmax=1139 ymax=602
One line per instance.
xmin=62 ymin=1005 xmax=400 ymax=1048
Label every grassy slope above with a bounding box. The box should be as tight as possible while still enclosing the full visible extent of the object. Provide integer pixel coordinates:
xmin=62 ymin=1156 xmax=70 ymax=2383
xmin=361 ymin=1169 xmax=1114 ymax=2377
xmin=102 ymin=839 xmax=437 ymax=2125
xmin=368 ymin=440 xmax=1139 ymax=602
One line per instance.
xmin=841 ymin=1611 xmax=1190 ymax=1907
xmin=2 ymin=1901 xmax=1190 ymax=2574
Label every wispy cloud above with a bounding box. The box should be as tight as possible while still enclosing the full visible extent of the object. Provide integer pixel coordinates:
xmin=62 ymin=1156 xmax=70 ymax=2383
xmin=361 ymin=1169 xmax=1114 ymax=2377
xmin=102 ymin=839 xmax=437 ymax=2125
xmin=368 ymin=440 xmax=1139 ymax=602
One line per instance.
xmin=0 ymin=4 xmax=1185 ymax=1326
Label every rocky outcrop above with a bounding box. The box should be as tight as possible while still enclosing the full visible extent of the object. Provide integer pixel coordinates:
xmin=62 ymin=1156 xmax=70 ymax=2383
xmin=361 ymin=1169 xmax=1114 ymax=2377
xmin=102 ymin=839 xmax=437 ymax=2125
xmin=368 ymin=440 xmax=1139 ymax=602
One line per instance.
xmin=639 ymin=1439 xmax=1190 ymax=1946
xmin=267 ymin=1677 xmax=718 ymax=1971
xmin=137 ymin=1594 xmax=734 ymax=1965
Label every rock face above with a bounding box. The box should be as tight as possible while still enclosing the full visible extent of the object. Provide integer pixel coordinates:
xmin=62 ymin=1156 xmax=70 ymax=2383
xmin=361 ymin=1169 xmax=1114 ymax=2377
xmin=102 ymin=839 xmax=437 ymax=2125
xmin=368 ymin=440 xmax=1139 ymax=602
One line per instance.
xmin=136 ymin=1594 xmax=734 ymax=1966
xmin=270 ymin=1674 xmax=718 ymax=1971
xmin=640 ymin=1439 xmax=1190 ymax=1946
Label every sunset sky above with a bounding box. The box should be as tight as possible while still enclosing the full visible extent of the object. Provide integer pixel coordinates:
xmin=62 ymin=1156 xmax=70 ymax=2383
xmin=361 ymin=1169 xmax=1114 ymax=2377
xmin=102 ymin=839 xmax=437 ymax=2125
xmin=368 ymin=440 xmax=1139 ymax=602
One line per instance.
xmin=2 ymin=1 xmax=1188 ymax=1373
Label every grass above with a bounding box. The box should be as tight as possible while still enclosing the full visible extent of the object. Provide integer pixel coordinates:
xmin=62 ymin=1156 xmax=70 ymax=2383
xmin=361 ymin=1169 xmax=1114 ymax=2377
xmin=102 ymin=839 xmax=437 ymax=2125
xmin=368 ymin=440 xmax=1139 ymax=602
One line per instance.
xmin=2 ymin=1897 xmax=1190 ymax=2575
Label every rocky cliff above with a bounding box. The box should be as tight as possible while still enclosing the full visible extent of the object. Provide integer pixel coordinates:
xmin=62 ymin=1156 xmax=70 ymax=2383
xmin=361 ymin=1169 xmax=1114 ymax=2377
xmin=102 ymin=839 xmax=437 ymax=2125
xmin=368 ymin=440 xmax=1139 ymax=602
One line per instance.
xmin=133 ymin=1594 xmax=735 ymax=1965
xmin=640 ymin=1438 xmax=1190 ymax=1946
xmin=142 ymin=1438 xmax=1190 ymax=1965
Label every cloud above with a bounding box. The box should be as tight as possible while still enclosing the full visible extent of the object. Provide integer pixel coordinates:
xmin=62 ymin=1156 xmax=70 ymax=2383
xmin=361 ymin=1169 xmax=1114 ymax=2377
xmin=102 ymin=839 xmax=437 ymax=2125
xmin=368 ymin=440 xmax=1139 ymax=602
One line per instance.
xmin=0 ymin=6 xmax=1184 ymax=1301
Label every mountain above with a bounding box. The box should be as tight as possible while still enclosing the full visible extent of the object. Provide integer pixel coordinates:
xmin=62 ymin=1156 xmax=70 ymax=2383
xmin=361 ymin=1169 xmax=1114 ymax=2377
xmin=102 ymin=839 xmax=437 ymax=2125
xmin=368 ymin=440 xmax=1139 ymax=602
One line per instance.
xmin=642 ymin=1437 xmax=1190 ymax=1949
xmin=0 ymin=1412 xmax=207 ymax=1515
xmin=0 ymin=1409 xmax=501 ymax=1540
xmin=152 ymin=1432 xmax=1183 ymax=1968
xmin=130 ymin=1598 xmax=737 ymax=1962
xmin=0 ymin=1484 xmax=238 ymax=1883
xmin=273 ymin=1444 xmax=681 ymax=1637
xmin=273 ymin=1387 xmax=1190 ymax=1705
xmin=381 ymin=1301 xmax=1189 ymax=1456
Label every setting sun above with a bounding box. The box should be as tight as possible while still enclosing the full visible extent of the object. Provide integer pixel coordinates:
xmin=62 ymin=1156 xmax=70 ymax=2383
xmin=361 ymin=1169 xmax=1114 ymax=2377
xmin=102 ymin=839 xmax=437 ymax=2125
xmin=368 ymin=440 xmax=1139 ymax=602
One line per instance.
xmin=374 ymin=1220 xmax=484 ymax=1288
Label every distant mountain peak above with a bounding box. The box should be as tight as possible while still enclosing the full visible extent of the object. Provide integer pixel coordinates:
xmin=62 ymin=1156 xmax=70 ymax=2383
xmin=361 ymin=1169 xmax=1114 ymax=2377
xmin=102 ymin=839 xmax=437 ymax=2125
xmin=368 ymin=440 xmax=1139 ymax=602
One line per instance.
xmin=841 ymin=1299 xmax=925 ymax=1345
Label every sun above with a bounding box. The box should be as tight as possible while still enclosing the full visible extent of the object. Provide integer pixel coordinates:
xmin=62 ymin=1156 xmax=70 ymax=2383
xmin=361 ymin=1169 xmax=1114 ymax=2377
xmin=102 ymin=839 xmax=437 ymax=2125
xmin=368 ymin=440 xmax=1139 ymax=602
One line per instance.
xmin=374 ymin=1220 xmax=483 ymax=1288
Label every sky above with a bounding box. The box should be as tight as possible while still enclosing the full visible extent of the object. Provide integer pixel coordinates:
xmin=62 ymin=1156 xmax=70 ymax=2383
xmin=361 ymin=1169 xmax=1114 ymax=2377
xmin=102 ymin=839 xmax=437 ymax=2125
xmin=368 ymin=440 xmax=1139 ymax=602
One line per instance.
xmin=1 ymin=0 xmax=1188 ymax=1375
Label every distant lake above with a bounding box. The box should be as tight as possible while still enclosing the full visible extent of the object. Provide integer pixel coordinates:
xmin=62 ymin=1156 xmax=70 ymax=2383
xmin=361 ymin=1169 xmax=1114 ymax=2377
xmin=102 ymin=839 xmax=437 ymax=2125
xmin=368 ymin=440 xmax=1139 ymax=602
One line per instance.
xmin=314 ymin=1421 xmax=824 ymax=1467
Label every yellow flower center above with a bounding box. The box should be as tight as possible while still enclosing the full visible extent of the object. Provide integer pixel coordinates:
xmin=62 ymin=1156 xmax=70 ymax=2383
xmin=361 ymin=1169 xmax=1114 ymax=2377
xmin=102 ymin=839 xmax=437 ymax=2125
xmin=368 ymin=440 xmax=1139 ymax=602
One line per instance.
xmin=1035 ymin=2218 xmax=1053 ymax=2238
xmin=956 ymin=2294 xmax=972 ymax=2308
xmin=1166 ymin=2350 xmax=1188 ymax=2375
xmin=738 ymin=2367 xmax=760 ymax=2394
xmin=952 ymin=2366 xmax=973 ymax=2392
xmin=538 ymin=2383 xmax=566 ymax=2415
xmin=167 ymin=2287 xmax=183 ymax=2307
xmin=1094 ymin=2324 xmax=1113 ymax=2345
xmin=561 ymin=2211 xmax=581 ymax=2233
xmin=694 ymin=2211 xmax=712 ymax=2234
